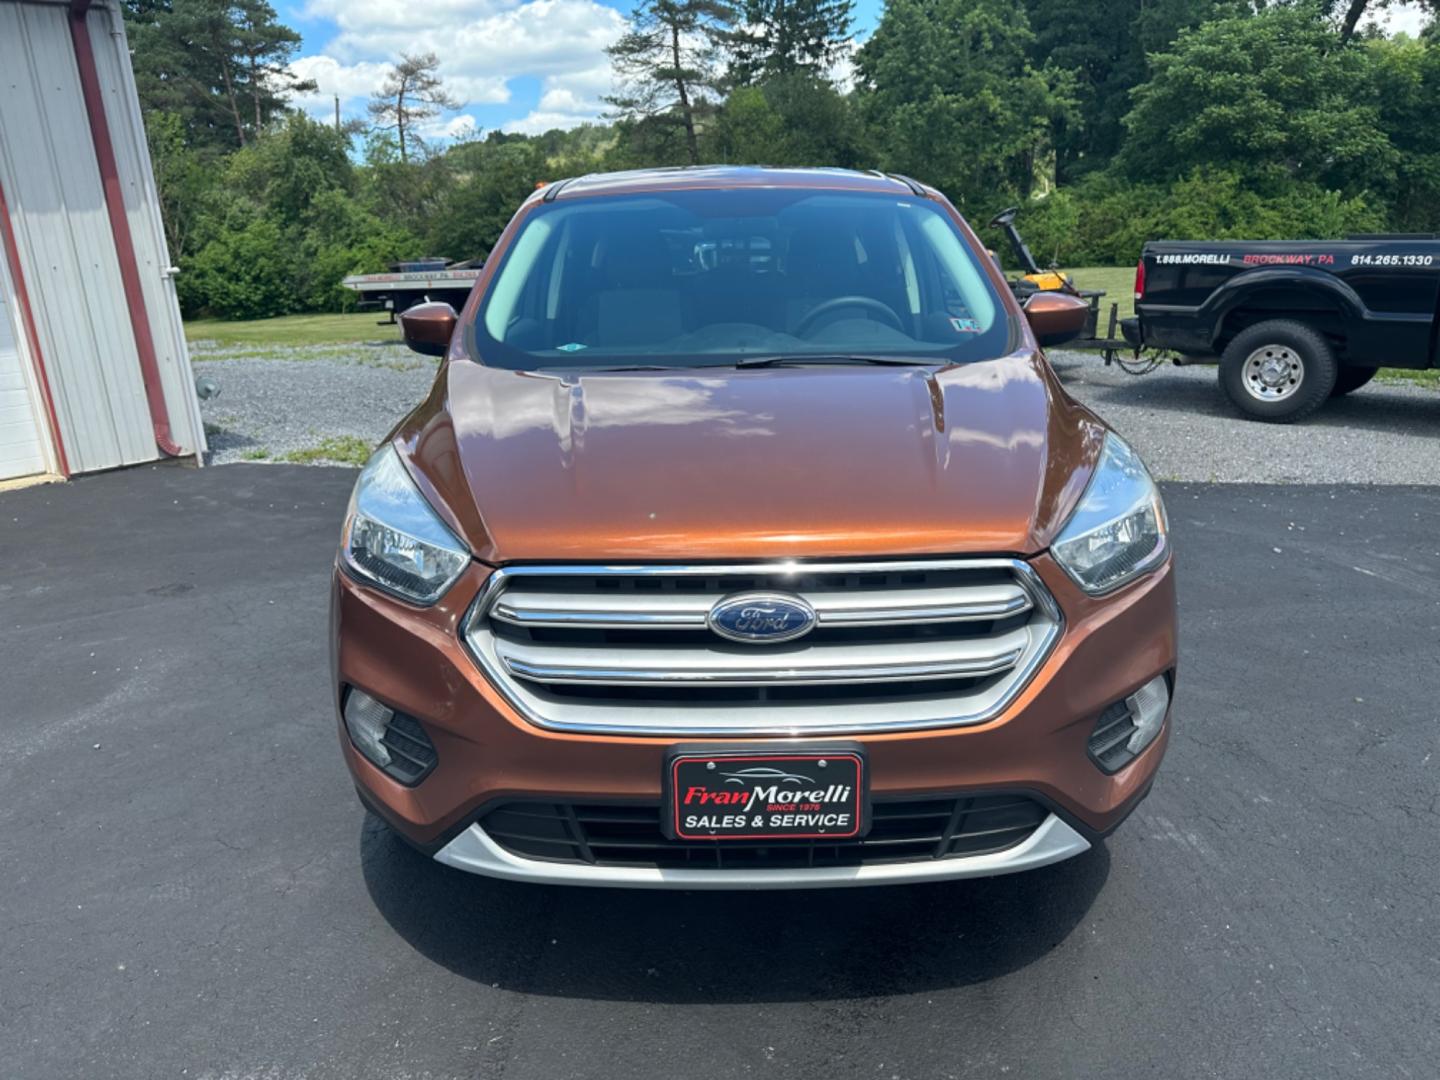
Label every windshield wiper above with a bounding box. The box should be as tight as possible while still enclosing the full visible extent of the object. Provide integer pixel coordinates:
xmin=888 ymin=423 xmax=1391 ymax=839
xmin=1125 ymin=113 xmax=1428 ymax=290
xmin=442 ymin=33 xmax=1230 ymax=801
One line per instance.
xmin=537 ymin=364 xmax=678 ymax=373
xmin=733 ymin=354 xmax=941 ymax=369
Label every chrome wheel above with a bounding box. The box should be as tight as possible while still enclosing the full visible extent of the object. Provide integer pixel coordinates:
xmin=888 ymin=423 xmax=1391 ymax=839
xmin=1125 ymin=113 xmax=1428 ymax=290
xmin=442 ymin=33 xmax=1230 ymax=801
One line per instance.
xmin=1241 ymin=345 xmax=1304 ymax=402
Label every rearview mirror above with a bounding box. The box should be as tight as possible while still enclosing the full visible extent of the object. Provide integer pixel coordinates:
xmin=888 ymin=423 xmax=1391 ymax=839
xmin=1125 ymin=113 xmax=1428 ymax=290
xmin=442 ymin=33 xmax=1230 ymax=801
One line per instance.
xmin=399 ymin=302 xmax=458 ymax=357
xmin=1022 ymin=291 xmax=1090 ymax=347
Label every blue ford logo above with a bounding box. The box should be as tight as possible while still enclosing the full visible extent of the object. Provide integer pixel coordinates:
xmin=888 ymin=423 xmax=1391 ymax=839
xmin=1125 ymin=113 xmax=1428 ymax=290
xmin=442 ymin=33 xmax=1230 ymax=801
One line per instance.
xmin=707 ymin=592 xmax=817 ymax=644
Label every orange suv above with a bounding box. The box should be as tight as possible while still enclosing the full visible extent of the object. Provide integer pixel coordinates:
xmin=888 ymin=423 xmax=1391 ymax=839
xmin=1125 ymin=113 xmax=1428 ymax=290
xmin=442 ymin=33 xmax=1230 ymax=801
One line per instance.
xmin=332 ymin=167 xmax=1175 ymax=888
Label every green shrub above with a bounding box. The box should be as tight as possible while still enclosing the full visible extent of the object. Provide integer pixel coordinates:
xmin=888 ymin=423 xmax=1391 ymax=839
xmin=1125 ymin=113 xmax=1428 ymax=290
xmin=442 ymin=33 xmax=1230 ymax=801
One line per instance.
xmin=990 ymin=169 xmax=1385 ymax=270
xmin=186 ymin=217 xmax=294 ymax=320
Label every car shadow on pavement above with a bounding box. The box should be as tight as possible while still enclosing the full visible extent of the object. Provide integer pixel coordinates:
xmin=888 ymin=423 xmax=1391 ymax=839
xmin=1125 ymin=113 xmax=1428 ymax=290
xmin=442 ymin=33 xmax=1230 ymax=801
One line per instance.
xmin=360 ymin=813 xmax=1109 ymax=1003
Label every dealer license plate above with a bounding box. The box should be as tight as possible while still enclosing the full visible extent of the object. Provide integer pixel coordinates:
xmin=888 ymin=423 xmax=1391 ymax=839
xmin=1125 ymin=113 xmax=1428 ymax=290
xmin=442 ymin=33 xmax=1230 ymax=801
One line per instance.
xmin=664 ymin=747 xmax=867 ymax=841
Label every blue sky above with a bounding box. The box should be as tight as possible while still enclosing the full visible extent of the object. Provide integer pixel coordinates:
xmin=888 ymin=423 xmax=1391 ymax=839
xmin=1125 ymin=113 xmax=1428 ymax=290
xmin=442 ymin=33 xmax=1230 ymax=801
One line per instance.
xmin=279 ymin=0 xmax=886 ymax=137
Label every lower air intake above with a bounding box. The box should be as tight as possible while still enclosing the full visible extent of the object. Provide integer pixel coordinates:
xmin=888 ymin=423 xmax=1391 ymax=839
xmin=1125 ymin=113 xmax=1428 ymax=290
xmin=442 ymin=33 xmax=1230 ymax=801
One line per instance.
xmin=478 ymin=794 xmax=1049 ymax=870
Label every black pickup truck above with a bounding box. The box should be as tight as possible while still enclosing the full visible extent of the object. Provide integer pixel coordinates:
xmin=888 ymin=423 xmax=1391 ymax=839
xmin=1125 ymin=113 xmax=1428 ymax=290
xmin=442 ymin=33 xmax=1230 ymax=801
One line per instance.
xmin=1123 ymin=238 xmax=1440 ymax=421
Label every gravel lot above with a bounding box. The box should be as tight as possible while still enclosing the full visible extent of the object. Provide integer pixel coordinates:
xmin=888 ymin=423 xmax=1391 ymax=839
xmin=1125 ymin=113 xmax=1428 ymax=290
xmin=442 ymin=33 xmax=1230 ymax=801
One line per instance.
xmin=194 ymin=341 xmax=1440 ymax=481
xmin=192 ymin=341 xmax=436 ymax=465
xmin=1047 ymin=349 xmax=1440 ymax=484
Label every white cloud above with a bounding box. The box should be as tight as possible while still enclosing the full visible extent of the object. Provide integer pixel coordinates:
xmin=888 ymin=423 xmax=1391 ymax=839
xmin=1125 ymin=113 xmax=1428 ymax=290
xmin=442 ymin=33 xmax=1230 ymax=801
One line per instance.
xmin=287 ymin=0 xmax=626 ymax=136
xmin=287 ymin=54 xmax=394 ymax=117
xmin=501 ymin=62 xmax=615 ymax=133
xmin=1366 ymin=1 xmax=1431 ymax=36
xmin=500 ymin=110 xmax=590 ymax=135
xmin=411 ymin=112 xmax=483 ymax=140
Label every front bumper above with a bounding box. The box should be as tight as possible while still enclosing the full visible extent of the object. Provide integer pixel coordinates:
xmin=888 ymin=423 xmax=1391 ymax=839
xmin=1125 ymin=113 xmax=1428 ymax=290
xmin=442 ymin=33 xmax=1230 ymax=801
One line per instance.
xmin=332 ymin=553 xmax=1176 ymax=887
xmin=433 ymin=811 xmax=1091 ymax=889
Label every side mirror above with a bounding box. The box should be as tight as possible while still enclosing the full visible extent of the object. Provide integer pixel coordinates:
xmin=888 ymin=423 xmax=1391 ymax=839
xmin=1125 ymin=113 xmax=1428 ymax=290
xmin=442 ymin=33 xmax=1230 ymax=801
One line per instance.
xmin=1023 ymin=291 xmax=1090 ymax=347
xmin=399 ymin=301 xmax=458 ymax=357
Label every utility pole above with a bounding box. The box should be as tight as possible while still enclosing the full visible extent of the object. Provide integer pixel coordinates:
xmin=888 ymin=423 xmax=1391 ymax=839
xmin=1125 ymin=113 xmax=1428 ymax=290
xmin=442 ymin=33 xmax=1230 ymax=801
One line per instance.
xmin=334 ymin=94 xmax=340 ymax=131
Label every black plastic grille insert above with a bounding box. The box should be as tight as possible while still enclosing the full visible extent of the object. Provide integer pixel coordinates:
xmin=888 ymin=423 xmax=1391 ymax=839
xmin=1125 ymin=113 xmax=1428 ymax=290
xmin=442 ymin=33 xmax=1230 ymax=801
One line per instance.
xmin=378 ymin=712 xmax=438 ymax=785
xmin=1087 ymin=699 xmax=1138 ymax=774
xmin=479 ymin=794 xmax=1048 ymax=870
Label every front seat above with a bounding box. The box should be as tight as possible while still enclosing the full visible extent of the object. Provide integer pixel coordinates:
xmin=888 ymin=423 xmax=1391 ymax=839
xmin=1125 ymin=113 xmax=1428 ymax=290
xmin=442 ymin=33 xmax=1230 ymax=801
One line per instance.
xmin=782 ymin=228 xmax=863 ymax=335
xmin=594 ymin=233 xmax=683 ymax=348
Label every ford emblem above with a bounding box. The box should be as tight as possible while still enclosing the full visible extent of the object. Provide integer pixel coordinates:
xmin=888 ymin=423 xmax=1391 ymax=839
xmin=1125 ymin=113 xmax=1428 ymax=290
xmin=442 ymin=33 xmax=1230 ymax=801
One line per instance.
xmin=707 ymin=592 xmax=818 ymax=644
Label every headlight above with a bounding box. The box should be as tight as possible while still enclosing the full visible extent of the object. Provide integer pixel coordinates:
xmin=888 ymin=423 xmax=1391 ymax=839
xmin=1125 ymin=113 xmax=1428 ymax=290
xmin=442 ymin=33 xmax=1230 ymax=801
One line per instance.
xmin=1052 ymin=433 xmax=1168 ymax=594
xmin=342 ymin=445 xmax=469 ymax=604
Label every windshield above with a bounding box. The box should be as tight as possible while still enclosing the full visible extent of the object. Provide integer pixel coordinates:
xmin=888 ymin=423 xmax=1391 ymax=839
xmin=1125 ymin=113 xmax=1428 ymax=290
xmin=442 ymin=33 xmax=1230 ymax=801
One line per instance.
xmin=472 ymin=188 xmax=1012 ymax=370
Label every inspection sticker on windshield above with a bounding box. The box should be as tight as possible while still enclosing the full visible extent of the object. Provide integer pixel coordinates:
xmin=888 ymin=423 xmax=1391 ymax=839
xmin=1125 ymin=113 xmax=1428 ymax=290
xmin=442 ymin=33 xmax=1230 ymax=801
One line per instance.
xmin=556 ymin=342 xmax=588 ymax=352
xmin=950 ymin=316 xmax=981 ymax=333
xmin=664 ymin=747 xmax=867 ymax=841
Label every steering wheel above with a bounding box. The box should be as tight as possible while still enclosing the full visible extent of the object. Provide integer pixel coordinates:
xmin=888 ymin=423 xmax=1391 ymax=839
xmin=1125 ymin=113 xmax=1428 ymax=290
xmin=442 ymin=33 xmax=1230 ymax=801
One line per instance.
xmin=796 ymin=296 xmax=904 ymax=337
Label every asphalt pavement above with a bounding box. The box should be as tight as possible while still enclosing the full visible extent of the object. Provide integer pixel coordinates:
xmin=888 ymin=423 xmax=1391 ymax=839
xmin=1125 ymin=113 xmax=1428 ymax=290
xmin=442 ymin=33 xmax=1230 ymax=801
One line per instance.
xmin=2 ymin=464 xmax=1438 ymax=1079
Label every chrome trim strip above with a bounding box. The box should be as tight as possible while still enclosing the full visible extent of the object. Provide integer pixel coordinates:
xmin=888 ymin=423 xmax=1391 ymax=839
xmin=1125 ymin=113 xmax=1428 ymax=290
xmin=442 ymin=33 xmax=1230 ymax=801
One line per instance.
xmin=500 ymin=647 xmax=1024 ymax=687
xmin=477 ymin=558 xmax=1046 ymax=578
xmin=491 ymin=586 xmax=1030 ymax=631
xmin=491 ymin=603 xmax=708 ymax=629
xmin=461 ymin=558 xmax=1063 ymax=736
xmin=817 ymin=593 xmax=1030 ymax=626
xmin=434 ymin=812 xmax=1091 ymax=889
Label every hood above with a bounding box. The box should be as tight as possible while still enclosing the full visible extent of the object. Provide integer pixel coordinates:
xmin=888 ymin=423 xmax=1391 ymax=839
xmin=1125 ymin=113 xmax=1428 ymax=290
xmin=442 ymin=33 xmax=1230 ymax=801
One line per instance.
xmin=394 ymin=352 xmax=1107 ymax=563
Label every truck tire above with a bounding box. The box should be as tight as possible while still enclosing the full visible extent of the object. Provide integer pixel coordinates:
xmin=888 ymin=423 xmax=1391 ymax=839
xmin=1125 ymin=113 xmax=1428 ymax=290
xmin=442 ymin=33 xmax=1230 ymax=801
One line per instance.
xmin=1219 ymin=321 xmax=1338 ymax=423
xmin=1330 ymin=366 xmax=1378 ymax=397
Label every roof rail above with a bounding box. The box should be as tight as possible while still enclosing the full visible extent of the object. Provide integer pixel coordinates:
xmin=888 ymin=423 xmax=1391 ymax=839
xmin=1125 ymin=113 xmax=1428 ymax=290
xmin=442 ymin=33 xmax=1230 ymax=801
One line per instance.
xmin=542 ymin=176 xmax=578 ymax=202
xmin=887 ymin=173 xmax=928 ymax=196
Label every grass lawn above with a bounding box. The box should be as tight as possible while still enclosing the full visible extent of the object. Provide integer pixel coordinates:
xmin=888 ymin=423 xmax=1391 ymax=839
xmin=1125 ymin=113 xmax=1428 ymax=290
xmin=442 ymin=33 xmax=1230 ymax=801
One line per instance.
xmin=185 ymin=311 xmax=401 ymax=347
xmin=280 ymin=435 xmax=374 ymax=466
xmin=1375 ymin=366 xmax=1440 ymax=386
xmin=1057 ymin=266 xmax=1137 ymax=323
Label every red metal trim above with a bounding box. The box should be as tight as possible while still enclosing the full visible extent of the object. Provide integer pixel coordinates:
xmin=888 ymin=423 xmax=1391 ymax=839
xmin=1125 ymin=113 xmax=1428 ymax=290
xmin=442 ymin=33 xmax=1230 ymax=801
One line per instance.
xmin=68 ymin=0 xmax=182 ymax=457
xmin=0 ymin=174 xmax=71 ymax=476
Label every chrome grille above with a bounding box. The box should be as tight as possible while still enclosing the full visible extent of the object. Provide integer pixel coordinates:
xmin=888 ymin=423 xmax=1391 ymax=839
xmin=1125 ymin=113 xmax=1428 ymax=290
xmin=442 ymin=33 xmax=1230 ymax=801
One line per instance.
xmin=462 ymin=560 xmax=1062 ymax=736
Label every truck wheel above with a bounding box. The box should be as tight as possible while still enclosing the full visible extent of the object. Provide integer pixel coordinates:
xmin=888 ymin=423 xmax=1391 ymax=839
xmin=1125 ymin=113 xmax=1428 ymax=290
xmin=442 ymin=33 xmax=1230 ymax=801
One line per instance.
xmin=1219 ymin=321 xmax=1337 ymax=423
xmin=1330 ymin=366 xmax=1378 ymax=397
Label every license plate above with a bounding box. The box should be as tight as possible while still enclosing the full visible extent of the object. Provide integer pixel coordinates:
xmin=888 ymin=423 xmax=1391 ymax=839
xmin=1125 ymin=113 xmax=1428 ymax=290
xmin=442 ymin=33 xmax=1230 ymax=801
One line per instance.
xmin=664 ymin=747 xmax=867 ymax=841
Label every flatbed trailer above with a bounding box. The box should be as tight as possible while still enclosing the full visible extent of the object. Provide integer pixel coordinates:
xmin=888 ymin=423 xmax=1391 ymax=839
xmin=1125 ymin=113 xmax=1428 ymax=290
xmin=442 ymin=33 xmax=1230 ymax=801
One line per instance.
xmin=342 ymin=261 xmax=483 ymax=324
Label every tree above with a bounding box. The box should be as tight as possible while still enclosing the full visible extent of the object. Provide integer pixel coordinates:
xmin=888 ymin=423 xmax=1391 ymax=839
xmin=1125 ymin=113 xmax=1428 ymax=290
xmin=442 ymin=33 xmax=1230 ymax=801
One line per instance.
xmin=856 ymin=0 xmax=1073 ymax=206
xmin=359 ymin=132 xmax=455 ymax=240
xmin=711 ymin=74 xmax=870 ymax=166
xmin=125 ymin=0 xmax=313 ymax=151
xmin=145 ymin=111 xmax=215 ymax=262
xmin=1370 ymin=34 xmax=1440 ymax=232
xmin=1317 ymin=0 xmax=1438 ymax=44
xmin=367 ymin=53 xmax=464 ymax=164
xmin=1020 ymin=0 xmax=1246 ymax=181
xmin=725 ymin=0 xmax=854 ymax=86
xmin=233 ymin=0 xmax=315 ymax=132
xmin=224 ymin=112 xmax=356 ymax=226
xmin=605 ymin=0 xmax=736 ymax=165
xmin=1119 ymin=7 xmax=1395 ymax=193
xmin=424 ymin=140 xmax=546 ymax=260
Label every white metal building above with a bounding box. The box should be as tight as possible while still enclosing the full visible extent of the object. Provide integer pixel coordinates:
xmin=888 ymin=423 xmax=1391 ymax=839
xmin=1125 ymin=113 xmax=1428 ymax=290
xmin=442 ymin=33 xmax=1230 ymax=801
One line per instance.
xmin=0 ymin=0 xmax=204 ymax=483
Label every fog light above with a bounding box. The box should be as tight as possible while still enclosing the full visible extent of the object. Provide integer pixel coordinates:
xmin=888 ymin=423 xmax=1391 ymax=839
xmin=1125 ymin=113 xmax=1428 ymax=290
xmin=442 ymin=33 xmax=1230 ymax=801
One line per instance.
xmin=343 ymin=688 xmax=437 ymax=786
xmin=344 ymin=688 xmax=394 ymax=768
xmin=1087 ymin=674 xmax=1170 ymax=774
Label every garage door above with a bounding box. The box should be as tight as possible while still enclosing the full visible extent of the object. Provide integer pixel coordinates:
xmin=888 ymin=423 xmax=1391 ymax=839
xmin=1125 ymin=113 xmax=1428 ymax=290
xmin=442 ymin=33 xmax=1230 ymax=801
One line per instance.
xmin=0 ymin=271 xmax=49 ymax=481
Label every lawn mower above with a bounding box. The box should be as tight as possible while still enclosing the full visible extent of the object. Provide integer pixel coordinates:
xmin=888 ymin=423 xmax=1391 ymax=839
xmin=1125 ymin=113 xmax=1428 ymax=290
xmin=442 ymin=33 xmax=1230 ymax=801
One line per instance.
xmin=988 ymin=207 xmax=1147 ymax=369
